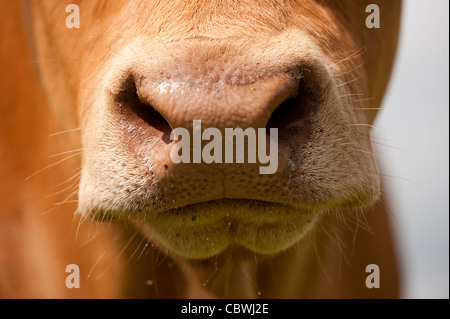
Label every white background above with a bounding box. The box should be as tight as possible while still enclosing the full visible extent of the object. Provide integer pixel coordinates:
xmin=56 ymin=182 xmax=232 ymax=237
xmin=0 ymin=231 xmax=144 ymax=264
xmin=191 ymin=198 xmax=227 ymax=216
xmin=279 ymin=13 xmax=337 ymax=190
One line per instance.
xmin=374 ymin=0 xmax=449 ymax=298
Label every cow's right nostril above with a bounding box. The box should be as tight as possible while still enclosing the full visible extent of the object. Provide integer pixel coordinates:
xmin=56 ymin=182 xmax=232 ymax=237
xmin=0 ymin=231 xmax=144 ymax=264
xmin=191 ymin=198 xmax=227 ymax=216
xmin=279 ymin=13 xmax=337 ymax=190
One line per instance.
xmin=115 ymin=78 xmax=172 ymax=144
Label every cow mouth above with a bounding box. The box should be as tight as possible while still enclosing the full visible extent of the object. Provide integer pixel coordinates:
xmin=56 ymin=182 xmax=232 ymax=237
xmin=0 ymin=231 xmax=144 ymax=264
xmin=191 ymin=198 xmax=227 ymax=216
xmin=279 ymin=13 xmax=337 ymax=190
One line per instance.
xmin=154 ymin=198 xmax=312 ymax=220
xmin=91 ymin=197 xmax=314 ymax=224
xmin=118 ymin=198 xmax=318 ymax=259
xmin=86 ymin=196 xmax=318 ymax=259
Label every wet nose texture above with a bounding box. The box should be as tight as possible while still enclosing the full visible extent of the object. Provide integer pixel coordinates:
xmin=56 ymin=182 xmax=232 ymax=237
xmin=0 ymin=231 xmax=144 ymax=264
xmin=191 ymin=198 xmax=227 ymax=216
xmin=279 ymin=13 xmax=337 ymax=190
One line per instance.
xmin=114 ymin=72 xmax=317 ymax=207
xmin=135 ymin=75 xmax=299 ymax=130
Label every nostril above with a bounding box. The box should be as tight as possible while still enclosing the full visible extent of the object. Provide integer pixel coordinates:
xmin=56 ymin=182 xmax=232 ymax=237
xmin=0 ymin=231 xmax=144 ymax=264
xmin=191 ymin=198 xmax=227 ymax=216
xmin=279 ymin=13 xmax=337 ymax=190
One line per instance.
xmin=129 ymin=94 xmax=172 ymax=142
xmin=115 ymin=77 xmax=172 ymax=144
xmin=266 ymin=77 xmax=316 ymax=142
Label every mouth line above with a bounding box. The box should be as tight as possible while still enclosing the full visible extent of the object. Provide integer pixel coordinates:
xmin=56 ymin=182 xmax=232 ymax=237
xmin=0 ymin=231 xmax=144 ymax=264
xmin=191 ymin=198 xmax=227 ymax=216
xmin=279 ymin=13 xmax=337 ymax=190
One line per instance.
xmin=138 ymin=198 xmax=315 ymax=224
xmin=89 ymin=197 xmax=314 ymax=224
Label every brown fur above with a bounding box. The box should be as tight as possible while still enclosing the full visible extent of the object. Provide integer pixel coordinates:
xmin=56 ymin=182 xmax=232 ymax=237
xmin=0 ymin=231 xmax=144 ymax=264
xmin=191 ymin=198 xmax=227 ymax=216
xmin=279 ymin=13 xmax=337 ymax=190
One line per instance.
xmin=1 ymin=0 xmax=401 ymax=298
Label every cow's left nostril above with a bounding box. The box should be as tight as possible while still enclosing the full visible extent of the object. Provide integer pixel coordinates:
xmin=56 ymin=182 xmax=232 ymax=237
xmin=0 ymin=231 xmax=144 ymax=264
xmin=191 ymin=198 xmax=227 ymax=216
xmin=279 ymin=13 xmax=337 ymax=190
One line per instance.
xmin=266 ymin=77 xmax=316 ymax=142
xmin=115 ymin=78 xmax=172 ymax=144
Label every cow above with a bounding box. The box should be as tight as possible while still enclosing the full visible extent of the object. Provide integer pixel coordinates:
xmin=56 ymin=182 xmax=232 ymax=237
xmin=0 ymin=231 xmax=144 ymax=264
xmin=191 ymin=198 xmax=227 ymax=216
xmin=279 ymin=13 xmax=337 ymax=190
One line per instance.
xmin=0 ymin=0 xmax=402 ymax=298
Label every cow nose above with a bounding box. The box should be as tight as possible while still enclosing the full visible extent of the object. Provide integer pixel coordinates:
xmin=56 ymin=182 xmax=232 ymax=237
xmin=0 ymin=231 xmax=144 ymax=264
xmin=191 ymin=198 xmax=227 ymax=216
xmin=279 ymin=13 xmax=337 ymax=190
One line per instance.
xmin=112 ymin=70 xmax=317 ymax=205
xmin=133 ymin=75 xmax=299 ymax=131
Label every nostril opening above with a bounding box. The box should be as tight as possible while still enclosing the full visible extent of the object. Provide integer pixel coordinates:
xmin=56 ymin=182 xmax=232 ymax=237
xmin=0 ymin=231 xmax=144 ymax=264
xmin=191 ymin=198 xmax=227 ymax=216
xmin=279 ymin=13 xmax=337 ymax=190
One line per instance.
xmin=266 ymin=77 xmax=316 ymax=141
xmin=116 ymin=77 xmax=172 ymax=144
xmin=130 ymin=95 xmax=173 ymax=144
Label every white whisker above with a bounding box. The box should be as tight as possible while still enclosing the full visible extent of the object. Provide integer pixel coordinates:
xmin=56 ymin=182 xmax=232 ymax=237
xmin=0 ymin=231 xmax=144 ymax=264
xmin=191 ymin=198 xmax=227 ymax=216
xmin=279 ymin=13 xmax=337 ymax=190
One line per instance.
xmin=327 ymin=47 xmax=366 ymax=69
xmin=25 ymin=152 xmax=82 ymax=181
xmin=336 ymin=77 xmax=361 ymax=88
xmin=49 ymin=148 xmax=95 ymax=158
xmin=48 ymin=128 xmax=81 ymax=137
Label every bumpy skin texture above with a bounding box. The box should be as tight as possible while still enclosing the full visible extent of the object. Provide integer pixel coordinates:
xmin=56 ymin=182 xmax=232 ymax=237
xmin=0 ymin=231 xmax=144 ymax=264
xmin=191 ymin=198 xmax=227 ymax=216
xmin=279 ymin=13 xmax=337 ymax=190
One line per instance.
xmin=0 ymin=0 xmax=401 ymax=298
